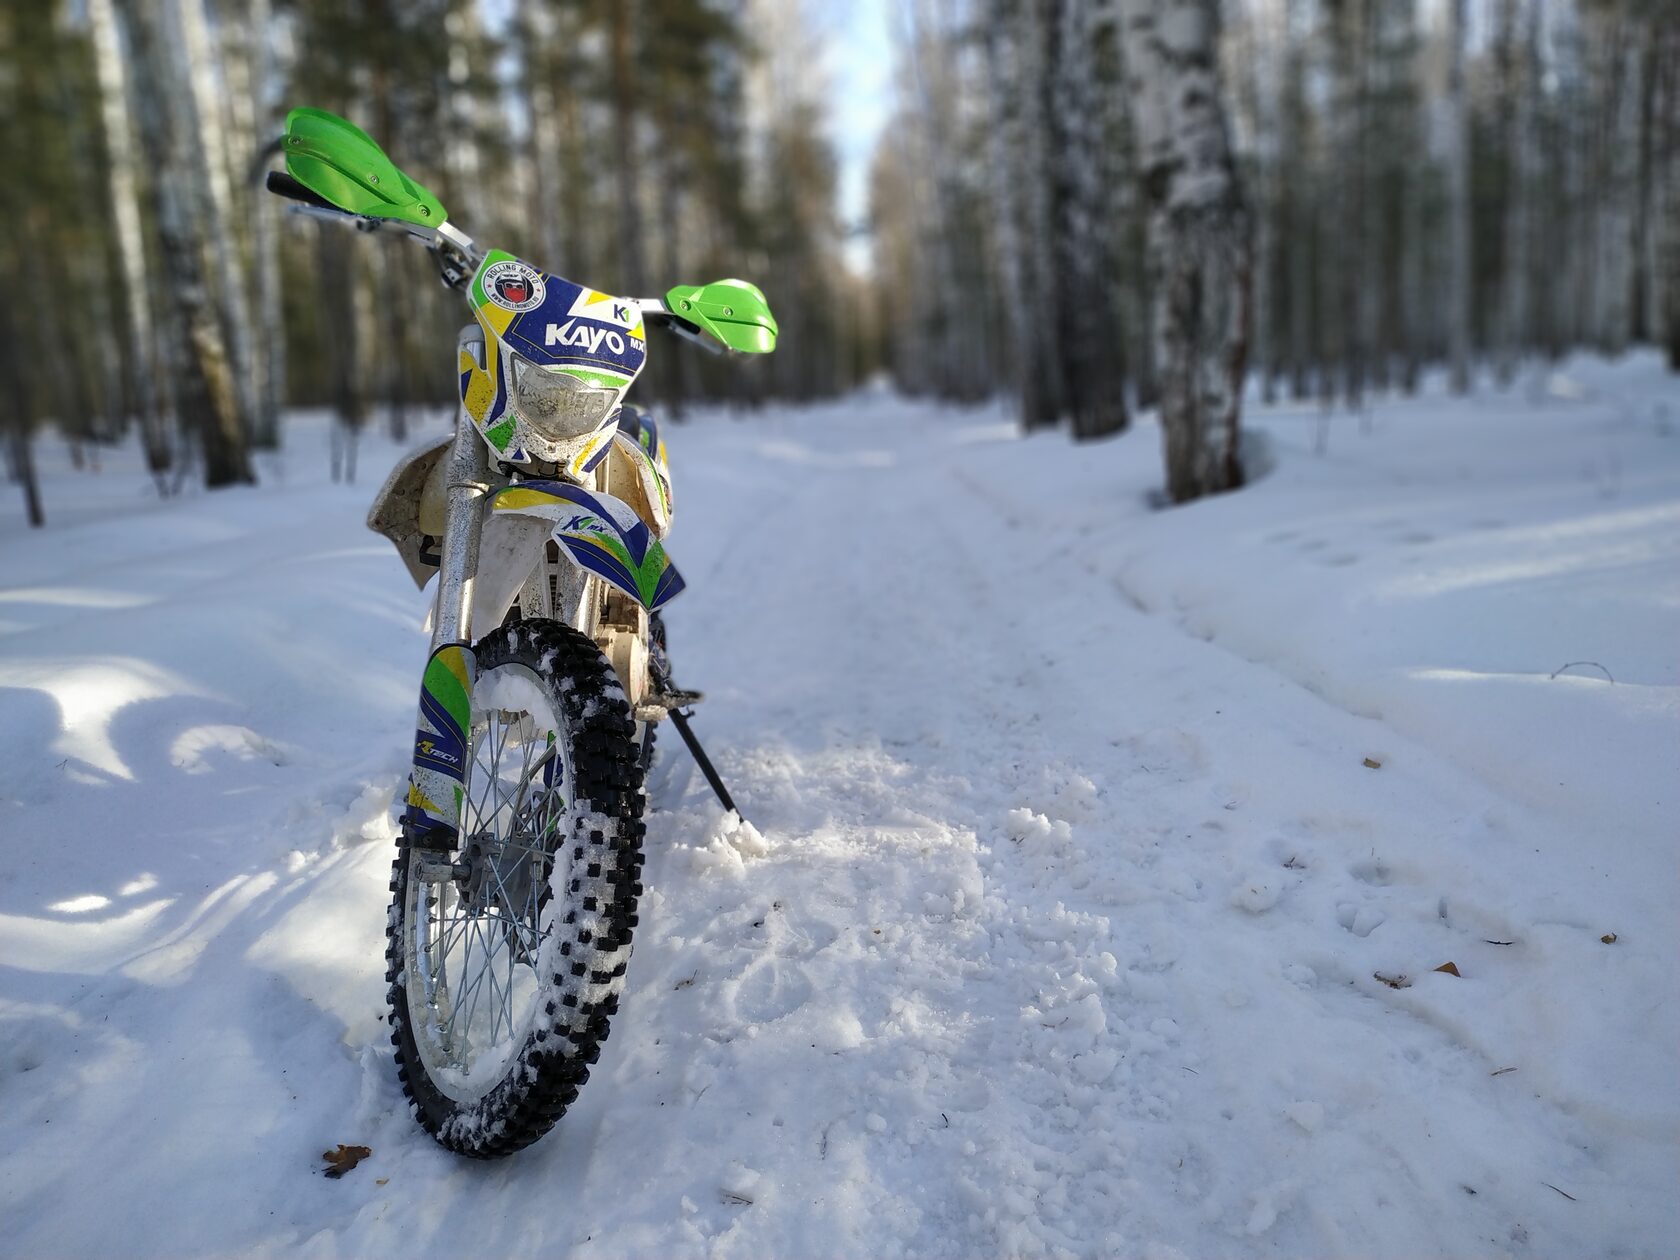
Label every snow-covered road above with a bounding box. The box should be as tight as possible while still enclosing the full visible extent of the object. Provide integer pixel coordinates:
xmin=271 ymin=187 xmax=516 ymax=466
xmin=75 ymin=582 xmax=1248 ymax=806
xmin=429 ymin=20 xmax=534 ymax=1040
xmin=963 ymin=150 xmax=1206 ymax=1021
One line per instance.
xmin=2 ymin=357 xmax=1676 ymax=1258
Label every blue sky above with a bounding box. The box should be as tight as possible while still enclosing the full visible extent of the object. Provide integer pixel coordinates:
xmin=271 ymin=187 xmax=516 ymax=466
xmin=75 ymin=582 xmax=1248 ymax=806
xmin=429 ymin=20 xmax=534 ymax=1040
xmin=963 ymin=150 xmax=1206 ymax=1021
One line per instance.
xmin=820 ymin=0 xmax=894 ymax=271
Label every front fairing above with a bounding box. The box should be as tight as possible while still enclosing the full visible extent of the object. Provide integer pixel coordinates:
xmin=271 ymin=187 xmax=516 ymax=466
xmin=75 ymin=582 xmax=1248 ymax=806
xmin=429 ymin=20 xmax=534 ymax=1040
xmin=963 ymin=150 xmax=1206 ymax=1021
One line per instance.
xmin=458 ymin=249 xmax=649 ymax=470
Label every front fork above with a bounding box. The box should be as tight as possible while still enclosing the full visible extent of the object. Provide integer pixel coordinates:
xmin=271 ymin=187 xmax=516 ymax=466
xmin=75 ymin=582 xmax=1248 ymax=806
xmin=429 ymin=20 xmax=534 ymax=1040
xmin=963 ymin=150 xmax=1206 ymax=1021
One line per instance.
xmin=403 ymin=414 xmax=493 ymax=847
xmin=430 ymin=412 xmax=492 ymax=651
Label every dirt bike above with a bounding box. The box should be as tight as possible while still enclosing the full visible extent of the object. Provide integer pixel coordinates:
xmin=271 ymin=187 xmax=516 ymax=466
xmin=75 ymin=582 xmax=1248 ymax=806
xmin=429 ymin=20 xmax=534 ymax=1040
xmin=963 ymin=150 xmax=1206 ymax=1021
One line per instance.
xmin=264 ymin=108 xmax=776 ymax=1158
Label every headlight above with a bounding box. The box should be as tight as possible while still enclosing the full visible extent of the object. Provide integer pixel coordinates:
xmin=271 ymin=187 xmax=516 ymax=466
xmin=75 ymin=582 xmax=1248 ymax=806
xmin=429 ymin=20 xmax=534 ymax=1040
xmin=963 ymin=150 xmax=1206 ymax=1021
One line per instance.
xmin=509 ymin=354 xmax=618 ymax=440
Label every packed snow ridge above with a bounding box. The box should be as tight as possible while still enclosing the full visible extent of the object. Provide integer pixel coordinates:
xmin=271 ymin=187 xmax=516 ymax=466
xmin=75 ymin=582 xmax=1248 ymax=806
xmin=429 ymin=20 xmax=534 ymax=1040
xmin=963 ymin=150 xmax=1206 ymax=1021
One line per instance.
xmin=0 ymin=353 xmax=1675 ymax=1258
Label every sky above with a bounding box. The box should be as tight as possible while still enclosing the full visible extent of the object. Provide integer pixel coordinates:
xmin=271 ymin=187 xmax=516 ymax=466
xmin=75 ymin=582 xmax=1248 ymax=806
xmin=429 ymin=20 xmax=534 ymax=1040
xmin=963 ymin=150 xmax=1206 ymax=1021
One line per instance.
xmin=820 ymin=0 xmax=895 ymax=273
xmin=489 ymin=0 xmax=896 ymax=275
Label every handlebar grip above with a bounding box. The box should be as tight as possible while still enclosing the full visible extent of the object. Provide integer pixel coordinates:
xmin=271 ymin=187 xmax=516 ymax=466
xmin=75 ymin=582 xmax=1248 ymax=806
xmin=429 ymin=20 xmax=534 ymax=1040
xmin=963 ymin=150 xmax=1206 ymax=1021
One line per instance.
xmin=265 ymin=169 xmax=339 ymax=212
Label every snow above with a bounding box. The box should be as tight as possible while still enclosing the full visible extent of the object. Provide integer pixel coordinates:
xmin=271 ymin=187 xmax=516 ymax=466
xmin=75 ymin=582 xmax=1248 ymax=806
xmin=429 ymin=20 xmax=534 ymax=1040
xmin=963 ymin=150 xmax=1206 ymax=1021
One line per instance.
xmin=2 ymin=354 xmax=1677 ymax=1258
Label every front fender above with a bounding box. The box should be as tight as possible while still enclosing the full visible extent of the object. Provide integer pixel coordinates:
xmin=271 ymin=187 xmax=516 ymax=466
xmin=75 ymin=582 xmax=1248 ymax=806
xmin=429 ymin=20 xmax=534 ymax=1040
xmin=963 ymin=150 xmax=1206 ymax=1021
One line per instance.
xmin=490 ymin=480 xmax=686 ymax=611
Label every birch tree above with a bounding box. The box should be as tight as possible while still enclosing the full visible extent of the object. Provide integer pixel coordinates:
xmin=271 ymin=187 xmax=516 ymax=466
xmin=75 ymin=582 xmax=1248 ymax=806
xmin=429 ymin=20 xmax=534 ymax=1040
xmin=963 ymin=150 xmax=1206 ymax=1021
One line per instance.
xmin=248 ymin=0 xmax=285 ymax=449
xmin=983 ymin=0 xmax=1065 ymax=425
xmin=169 ymin=0 xmax=259 ymax=440
xmin=89 ymin=0 xmax=170 ymax=487
xmin=1119 ymin=0 xmax=1251 ymax=503
xmin=122 ymin=0 xmax=253 ymax=487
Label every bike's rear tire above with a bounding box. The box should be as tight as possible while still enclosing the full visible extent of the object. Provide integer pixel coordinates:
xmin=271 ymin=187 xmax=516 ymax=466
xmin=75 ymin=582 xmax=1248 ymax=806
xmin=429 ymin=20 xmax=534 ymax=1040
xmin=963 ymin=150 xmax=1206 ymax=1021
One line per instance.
xmin=386 ymin=618 xmax=646 ymax=1158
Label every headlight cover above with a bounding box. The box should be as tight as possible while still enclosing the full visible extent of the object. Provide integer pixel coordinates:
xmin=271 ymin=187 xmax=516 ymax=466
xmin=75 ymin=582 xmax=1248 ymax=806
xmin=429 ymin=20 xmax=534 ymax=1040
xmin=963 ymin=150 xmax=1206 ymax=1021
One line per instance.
xmin=509 ymin=354 xmax=618 ymax=442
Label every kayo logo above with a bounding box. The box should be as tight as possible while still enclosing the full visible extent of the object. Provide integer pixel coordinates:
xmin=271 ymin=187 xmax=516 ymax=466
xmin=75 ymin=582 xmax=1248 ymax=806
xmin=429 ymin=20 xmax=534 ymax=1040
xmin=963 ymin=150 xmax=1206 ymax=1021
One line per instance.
xmin=546 ymin=319 xmax=626 ymax=356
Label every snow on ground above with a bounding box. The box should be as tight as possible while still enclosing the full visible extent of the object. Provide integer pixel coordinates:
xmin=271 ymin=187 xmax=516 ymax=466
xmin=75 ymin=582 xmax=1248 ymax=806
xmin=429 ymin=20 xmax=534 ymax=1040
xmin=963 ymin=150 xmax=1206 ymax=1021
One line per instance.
xmin=0 ymin=354 xmax=1676 ymax=1258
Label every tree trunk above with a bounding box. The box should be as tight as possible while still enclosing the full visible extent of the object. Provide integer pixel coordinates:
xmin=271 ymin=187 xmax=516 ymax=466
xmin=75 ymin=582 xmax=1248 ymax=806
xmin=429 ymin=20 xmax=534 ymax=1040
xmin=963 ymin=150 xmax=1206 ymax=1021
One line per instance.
xmin=1629 ymin=31 xmax=1658 ymax=345
xmin=983 ymin=0 xmax=1036 ymax=426
xmin=610 ymin=0 xmax=648 ymax=296
xmin=249 ymin=0 xmax=285 ymax=449
xmin=7 ymin=426 xmax=42 ymax=528
xmin=170 ymin=0 xmax=259 ymax=440
xmin=367 ymin=55 xmax=409 ymax=443
xmin=1660 ymin=23 xmax=1680 ymax=369
xmin=1235 ymin=2 xmax=1275 ymax=404
xmin=316 ymin=227 xmax=364 ymax=480
xmin=1015 ymin=0 xmax=1067 ymax=426
xmin=1444 ymin=0 xmax=1472 ymax=392
xmin=1056 ymin=0 xmax=1129 ymax=439
xmin=89 ymin=0 xmax=170 ymax=489
xmin=1279 ymin=19 xmax=1313 ymax=401
xmin=1120 ymin=0 xmax=1251 ymax=503
xmin=121 ymin=0 xmax=254 ymax=488
xmin=521 ymin=0 xmax=567 ymax=269
xmin=1600 ymin=14 xmax=1640 ymax=354
xmin=0 ymin=303 xmax=43 ymax=526
xmin=1324 ymin=0 xmax=1367 ymax=409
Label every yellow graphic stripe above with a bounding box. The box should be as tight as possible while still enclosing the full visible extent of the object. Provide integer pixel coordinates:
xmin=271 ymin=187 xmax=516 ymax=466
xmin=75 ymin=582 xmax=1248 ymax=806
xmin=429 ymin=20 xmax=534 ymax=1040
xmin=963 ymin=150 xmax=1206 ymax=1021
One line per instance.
xmin=476 ymin=302 xmax=515 ymax=338
xmin=493 ymin=486 xmax=570 ymax=512
xmin=461 ymin=319 xmax=501 ymax=423
xmin=436 ymin=644 xmax=471 ymax=694
xmin=567 ymin=431 xmax=614 ymax=479
xmin=567 ymin=532 xmax=620 ymax=557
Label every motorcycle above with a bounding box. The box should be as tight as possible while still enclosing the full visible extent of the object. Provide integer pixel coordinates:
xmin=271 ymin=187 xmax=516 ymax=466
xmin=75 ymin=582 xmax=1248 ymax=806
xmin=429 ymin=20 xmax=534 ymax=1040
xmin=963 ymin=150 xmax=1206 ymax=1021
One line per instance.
xmin=265 ymin=108 xmax=776 ymax=1158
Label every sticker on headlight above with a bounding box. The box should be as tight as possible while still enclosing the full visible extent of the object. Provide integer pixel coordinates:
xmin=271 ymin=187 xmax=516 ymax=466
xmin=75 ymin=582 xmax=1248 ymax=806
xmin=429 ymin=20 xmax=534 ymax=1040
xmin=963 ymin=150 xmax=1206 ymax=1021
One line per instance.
xmin=483 ymin=259 xmax=546 ymax=312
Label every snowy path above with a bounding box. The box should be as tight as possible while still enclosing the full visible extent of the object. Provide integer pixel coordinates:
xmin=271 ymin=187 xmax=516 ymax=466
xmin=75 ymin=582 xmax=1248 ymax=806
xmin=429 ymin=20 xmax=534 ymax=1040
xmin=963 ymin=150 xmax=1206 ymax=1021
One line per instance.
xmin=2 ymin=361 xmax=1676 ymax=1258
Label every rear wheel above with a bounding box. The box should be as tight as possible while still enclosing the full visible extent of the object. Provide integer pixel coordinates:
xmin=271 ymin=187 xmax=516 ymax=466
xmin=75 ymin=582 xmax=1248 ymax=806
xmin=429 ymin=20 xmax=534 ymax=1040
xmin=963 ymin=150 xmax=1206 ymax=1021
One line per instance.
xmin=386 ymin=619 xmax=645 ymax=1158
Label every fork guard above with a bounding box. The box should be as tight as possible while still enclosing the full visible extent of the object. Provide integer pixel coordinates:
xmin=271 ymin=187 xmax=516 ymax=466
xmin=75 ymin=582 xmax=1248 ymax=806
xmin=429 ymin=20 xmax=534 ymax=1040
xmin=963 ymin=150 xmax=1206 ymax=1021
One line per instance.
xmin=488 ymin=480 xmax=686 ymax=612
xmin=403 ymin=642 xmax=477 ymax=846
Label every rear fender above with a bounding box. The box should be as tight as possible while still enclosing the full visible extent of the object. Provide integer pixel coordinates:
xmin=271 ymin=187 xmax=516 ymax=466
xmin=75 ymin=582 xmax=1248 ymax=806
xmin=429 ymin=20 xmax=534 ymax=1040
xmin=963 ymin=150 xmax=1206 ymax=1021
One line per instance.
xmin=490 ymin=480 xmax=686 ymax=611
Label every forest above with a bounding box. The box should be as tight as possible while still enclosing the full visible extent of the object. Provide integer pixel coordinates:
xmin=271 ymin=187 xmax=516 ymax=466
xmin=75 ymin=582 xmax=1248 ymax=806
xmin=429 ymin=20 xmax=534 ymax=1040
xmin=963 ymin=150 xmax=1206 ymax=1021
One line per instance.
xmin=2 ymin=0 xmax=1676 ymax=519
xmin=2 ymin=4 xmax=1678 ymax=1246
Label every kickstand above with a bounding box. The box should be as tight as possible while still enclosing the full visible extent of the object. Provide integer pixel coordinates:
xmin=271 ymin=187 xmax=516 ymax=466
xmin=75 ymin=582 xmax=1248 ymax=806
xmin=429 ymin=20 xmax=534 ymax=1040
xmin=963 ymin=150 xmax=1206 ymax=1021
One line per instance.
xmin=665 ymin=706 xmax=741 ymax=819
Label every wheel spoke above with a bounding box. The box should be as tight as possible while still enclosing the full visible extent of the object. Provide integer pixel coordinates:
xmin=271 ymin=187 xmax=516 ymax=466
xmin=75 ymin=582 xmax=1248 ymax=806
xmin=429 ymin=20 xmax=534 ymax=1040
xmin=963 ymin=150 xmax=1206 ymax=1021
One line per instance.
xmin=406 ymin=660 xmax=583 ymax=1092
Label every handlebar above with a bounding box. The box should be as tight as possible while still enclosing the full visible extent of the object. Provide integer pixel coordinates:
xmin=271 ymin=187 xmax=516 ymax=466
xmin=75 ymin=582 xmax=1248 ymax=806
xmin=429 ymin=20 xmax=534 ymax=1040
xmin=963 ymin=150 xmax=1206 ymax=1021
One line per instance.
xmin=265 ymin=169 xmax=337 ymax=211
xmin=262 ymin=160 xmax=482 ymax=288
xmin=260 ymin=157 xmax=721 ymax=351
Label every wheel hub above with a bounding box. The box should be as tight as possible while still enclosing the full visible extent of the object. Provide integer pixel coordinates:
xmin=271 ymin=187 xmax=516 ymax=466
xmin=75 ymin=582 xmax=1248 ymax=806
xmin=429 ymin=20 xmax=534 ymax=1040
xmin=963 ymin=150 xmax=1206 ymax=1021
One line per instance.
xmin=457 ymin=829 xmax=541 ymax=921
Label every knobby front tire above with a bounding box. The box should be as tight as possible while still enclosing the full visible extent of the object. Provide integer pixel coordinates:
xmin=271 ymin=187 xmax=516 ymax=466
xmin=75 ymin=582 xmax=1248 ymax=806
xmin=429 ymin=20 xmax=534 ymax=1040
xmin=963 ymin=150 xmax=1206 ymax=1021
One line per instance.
xmin=385 ymin=619 xmax=646 ymax=1158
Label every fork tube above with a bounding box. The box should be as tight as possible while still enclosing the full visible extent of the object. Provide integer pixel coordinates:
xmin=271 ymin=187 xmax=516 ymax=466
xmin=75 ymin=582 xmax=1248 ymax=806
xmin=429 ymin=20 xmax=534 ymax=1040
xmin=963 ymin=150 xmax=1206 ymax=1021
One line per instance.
xmin=431 ymin=411 xmax=492 ymax=649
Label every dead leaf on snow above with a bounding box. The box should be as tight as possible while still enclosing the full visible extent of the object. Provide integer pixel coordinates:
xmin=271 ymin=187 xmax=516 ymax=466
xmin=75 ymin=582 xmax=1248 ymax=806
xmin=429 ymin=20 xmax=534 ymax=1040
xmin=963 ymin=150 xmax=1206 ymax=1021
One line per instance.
xmin=1362 ymin=757 xmax=1382 ymax=769
xmin=322 ymin=1145 xmax=371 ymax=1179
xmin=1373 ymin=971 xmax=1411 ymax=989
xmin=1601 ymin=932 xmax=1618 ymax=944
xmin=1435 ymin=961 xmax=1461 ymax=976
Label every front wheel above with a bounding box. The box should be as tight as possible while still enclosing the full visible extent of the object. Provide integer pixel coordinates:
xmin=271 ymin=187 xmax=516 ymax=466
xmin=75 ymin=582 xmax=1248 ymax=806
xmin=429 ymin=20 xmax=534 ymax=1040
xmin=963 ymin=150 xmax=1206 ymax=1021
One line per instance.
xmin=385 ymin=619 xmax=646 ymax=1158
